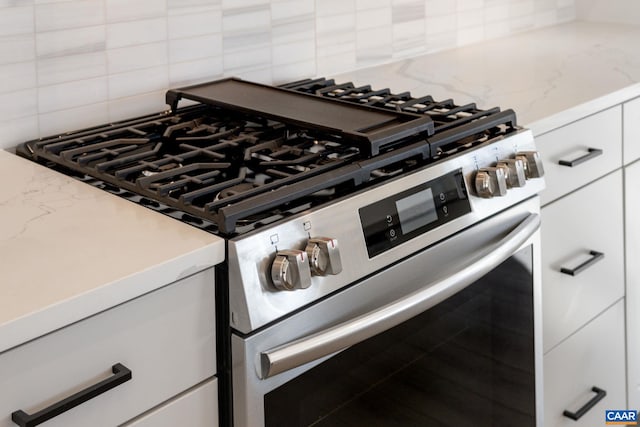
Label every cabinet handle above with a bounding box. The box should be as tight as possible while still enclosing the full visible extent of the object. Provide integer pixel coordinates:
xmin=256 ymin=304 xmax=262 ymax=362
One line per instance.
xmin=11 ymin=363 xmax=132 ymax=427
xmin=560 ymin=250 xmax=604 ymax=276
xmin=562 ymin=386 xmax=607 ymax=420
xmin=558 ymin=148 xmax=603 ymax=167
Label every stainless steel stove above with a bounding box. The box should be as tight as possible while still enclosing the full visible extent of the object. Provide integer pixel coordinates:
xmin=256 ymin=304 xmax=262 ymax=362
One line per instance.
xmin=18 ymin=77 xmax=546 ymax=427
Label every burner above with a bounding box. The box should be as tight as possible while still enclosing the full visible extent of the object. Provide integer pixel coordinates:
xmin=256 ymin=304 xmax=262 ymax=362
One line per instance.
xmin=215 ymin=183 xmax=261 ymax=201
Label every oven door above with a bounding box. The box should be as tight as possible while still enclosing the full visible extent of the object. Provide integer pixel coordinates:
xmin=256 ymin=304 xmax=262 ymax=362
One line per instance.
xmin=232 ymin=197 xmax=542 ymax=427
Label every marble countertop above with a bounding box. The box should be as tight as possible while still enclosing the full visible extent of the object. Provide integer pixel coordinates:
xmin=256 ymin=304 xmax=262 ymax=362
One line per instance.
xmin=337 ymin=21 xmax=640 ymax=136
xmin=0 ymin=150 xmax=224 ymax=354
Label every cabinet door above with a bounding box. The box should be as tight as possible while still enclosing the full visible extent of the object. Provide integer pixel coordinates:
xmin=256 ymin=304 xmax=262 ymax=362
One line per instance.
xmin=544 ymin=299 xmax=626 ymax=427
xmin=624 ymin=97 xmax=640 ymax=165
xmin=627 ymin=160 xmax=640 ymax=408
xmin=537 ymin=106 xmax=622 ymax=206
xmin=541 ymin=170 xmax=624 ymax=352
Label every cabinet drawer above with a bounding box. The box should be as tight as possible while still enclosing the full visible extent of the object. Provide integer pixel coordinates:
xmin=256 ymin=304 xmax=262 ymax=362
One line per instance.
xmin=538 ymin=106 xmax=622 ymax=205
xmin=123 ymin=378 xmax=218 ymax=427
xmin=624 ymin=96 xmax=640 ymax=165
xmin=541 ymin=170 xmax=623 ymax=352
xmin=0 ymin=269 xmax=216 ymax=427
xmin=544 ymin=299 xmax=625 ymax=427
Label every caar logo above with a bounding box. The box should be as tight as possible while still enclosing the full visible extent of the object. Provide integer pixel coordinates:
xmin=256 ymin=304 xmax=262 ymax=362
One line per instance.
xmin=606 ymin=410 xmax=638 ymax=425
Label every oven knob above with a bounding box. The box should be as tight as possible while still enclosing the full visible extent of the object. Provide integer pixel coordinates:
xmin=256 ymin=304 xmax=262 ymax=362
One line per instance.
xmin=497 ymin=158 xmax=526 ymax=188
xmin=305 ymin=237 xmax=342 ymax=276
xmin=271 ymin=250 xmax=312 ymax=291
xmin=516 ymin=151 xmax=545 ymax=179
xmin=475 ymin=167 xmax=507 ymax=198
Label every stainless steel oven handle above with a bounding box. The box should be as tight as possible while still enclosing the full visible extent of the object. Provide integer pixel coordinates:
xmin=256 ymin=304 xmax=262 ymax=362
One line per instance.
xmin=260 ymin=213 xmax=540 ymax=379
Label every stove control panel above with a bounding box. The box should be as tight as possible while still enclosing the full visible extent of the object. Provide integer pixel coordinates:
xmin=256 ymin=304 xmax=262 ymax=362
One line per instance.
xmin=271 ymin=250 xmax=312 ymax=291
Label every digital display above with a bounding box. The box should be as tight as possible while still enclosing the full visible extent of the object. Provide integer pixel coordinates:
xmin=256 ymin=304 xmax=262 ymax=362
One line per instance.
xmin=395 ymin=188 xmax=438 ymax=234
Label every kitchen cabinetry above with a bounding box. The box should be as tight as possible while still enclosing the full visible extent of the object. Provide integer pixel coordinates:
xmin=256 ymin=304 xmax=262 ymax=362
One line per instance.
xmin=538 ymin=107 xmax=626 ymax=425
xmin=0 ymin=270 xmax=217 ymax=427
xmin=625 ymin=116 xmax=640 ymax=408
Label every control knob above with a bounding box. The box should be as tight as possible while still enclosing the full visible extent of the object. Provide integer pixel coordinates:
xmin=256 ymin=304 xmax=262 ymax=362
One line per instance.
xmin=516 ymin=151 xmax=545 ymax=179
xmin=475 ymin=167 xmax=507 ymax=198
xmin=305 ymin=237 xmax=342 ymax=276
xmin=496 ymin=158 xmax=526 ymax=188
xmin=271 ymin=250 xmax=312 ymax=291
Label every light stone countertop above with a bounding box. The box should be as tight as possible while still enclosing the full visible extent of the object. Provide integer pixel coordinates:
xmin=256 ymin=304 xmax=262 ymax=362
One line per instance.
xmin=336 ymin=21 xmax=640 ymax=136
xmin=0 ymin=150 xmax=224 ymax=354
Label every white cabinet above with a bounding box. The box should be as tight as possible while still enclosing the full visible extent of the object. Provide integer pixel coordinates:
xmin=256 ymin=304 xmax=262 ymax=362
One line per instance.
xmin=626 ymin=160 xmax=640 ymax=408
xmin=0 ymin=270 xmax=217 ymax=427
xmin=539 ymin=106 xmax=626 ymax=424
xmin=544 ymin=299 xmax=626 ymax=427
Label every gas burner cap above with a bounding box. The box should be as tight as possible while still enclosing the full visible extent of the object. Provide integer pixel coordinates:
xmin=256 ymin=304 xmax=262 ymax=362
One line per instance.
xmin=141 ymin=162 xmax=183 ymax=177
xmin=215 ymin=183 xmax=260 ymax=201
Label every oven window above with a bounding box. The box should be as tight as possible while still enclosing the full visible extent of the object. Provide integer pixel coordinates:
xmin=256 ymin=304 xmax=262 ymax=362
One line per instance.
xmin=264 ymin=246 xmax=535 ymax=427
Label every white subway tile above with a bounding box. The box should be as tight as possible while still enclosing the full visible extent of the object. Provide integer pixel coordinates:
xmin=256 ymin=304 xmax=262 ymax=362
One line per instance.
xmin=316 ymin=14 xmax=356 ymax=47
xmin=426 ymin=13 xmax=456 ymax=35
xmin=458 ymin=9 xmax=484 ymax=28
xmin=356 ymin=0 xmax=390 ymax=11
xmin=0 ymin=34 xmax=35 ymax=65
xmin=0 ymin=88 xmax=37 ymax=120
xmin=356 ymin=7 xmax=391 ymax=30
xmin=357 ymin=27 xmax=392 ymax=66
xmin=0 ymin=1 xmax=33 ymax=6
xmin=272 ymin=38 xmax=314 ymax=65
xmin=535 ymin=10 xmax=559 ymax=27
xmin=425 ymin=0 xmax=456 ymax=16
xmin=106 ymin=0 xmax=166 ymax=23
xmin=225 ymin=66 xmax=271 ymax=84
xmin=457 ymin=0 xmax=484 ymax=12
xmin=316 ymin=0 xmax=355 ymax=17
xmin=510 ymin=0 xmax=535 ymax=17
xmin=392 ymin=0 xmax=424 ymax=24
xmin=223 ymin=6 xmax=269 ymax=34
xmin=0 ymin=61 xmax=36 ymax=94
xmin=38 ymin=102 xmax=108 ymax=136
xmin=169 ymin=8 xmax=223 ymax=39
xmin=0 ymin=115 xmax=38 ymax=150
xmin=36 ymin=25 xmax=105 ymax=58
xmin=169 ymin=0 xmax=221 ymax=9
xmin=169 ymin=34 xmax=222 ymax=63
xmin=271 ymin=0 xmax=313 ymax=21
xmin=107 ymin=42 xmax=167 ymax=74
xmin=108 ymin=90 xmax=165 ymax=122
xmin=0 ymin=6 xmax=34 ymax=36
xmin=223 ymin=45 xmax=270 ymax=71
xmin=424 ymin=30 xmax=457 ymax=53
xmin=35 ymin=0 xmax=104 ymax=32
xmin=392 ymin=19 xmax=425 ymax=54
xmin=221 ymin=0 xmax=268 ymax=9
xmin=272 ymin=19 xmax=314 ymax=45
xmin=316 ymin=51 xmax=356 ymax=76
xmin=457 ymin=25 xmax=484 ymax=45
xmin=169 ymin=57 xmax=222 ymax=87
xmin=37 ymin=52 xmax=106 ymax=86
xmin=108 ymin=65 xmax=169 ymax=99
xmin=271 ymin=60 xmax=315 ymax=85
xmin=106 ymin=18 xmax=167 ymax=49
xmin=484 ymin=5 xmax=509 ymax=23
xmin=484 ymin=20 xmax=510 ymax=38
xmin=38 ymin=77 xmax=107 ymax=113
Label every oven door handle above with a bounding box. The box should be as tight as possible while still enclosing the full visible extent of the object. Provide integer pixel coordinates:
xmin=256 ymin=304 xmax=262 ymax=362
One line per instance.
xmin=260 ymin=212 xmax=540 ymax=379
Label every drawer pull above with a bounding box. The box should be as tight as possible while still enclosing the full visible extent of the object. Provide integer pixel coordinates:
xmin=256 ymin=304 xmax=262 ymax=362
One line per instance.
xmin=11 ymin=363 xmax=132 ymax=427
xmin=558 ymin=148 xmax=603 ymax=167
xmin=560 ymin=250 xmax=604 ymax=276
xmin=562 ymin=386 xmax=607 ymax=420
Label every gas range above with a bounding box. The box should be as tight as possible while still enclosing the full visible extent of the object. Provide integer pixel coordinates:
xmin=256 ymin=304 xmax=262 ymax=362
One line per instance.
xmin=17 ymin=76 xmax=545 ymax=427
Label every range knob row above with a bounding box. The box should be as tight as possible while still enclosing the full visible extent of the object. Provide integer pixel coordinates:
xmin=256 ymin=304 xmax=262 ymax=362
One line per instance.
xmin=271 ymin=237 xmax=342 ymax=291
xmin=475 ymin=151 xmax=544 ymax=198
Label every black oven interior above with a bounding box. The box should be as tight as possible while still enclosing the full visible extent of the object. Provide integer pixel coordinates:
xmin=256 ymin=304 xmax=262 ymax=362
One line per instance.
xmin=264 ymin=246 xmax=535 ymax=427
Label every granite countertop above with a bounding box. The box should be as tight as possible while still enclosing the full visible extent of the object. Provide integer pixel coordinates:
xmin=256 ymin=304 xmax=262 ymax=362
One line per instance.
xmin=0 ymin=150 xmax=224 ymax=354
xmin=337 ymin=21 xmax=640 ymax=136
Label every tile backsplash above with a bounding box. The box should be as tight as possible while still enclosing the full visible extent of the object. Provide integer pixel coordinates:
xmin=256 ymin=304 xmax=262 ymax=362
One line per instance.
xmin=0 ymin=0 xmax=574 ymax=149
